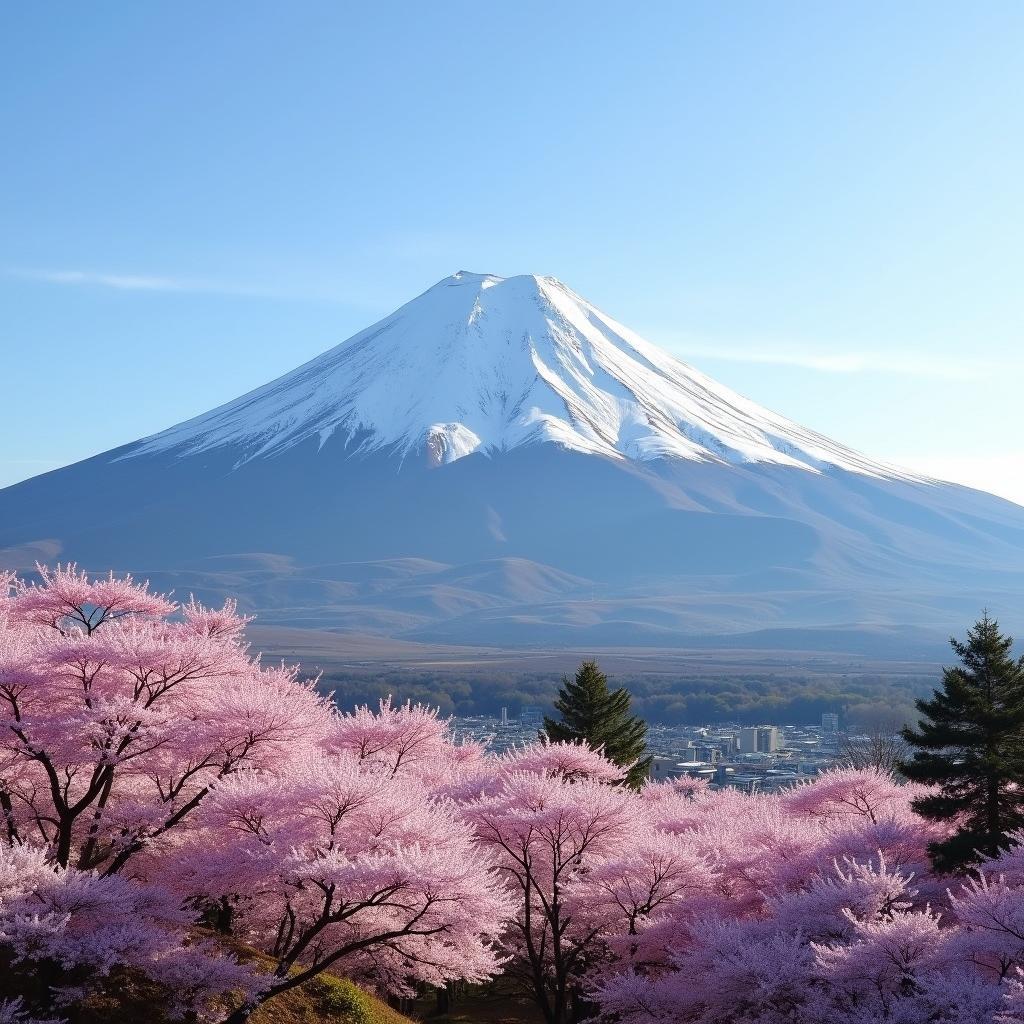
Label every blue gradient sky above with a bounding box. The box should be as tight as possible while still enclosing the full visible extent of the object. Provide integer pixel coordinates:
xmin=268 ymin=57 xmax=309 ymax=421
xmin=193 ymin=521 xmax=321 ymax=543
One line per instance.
xmin=2 ymin=2 xmax=1022 ymax=503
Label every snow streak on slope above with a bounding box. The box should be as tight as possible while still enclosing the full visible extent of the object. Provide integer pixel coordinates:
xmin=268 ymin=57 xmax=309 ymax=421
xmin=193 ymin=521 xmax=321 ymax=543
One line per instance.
xmin=128 ymin=272 xmax=924 ymax=480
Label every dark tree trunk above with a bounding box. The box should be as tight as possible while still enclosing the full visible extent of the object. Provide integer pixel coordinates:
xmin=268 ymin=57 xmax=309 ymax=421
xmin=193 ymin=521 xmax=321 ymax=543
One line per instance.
xmin=435 ymin=983 xmax=451 ymax=1014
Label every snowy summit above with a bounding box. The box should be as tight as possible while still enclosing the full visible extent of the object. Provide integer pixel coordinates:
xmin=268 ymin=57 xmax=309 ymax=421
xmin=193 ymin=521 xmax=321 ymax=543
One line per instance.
xmin=130 ymin=271 xmax=919 ymax=480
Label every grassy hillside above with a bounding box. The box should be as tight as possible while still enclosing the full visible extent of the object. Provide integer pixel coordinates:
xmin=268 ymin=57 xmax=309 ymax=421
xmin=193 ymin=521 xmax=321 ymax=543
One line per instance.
xmin=71 ymin=968 xmax=412 ymax=1024
xmin=246 ymin=974 xmax=413 ymax=1024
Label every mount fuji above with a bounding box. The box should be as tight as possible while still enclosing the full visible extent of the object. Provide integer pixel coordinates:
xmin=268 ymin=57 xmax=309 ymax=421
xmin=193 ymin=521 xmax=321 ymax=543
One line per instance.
xmin=2 ymin=271 xmax=1023 ymax=650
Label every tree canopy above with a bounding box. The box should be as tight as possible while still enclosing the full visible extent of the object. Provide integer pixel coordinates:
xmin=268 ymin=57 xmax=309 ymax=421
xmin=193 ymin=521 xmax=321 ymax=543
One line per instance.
xmin=901 ymin=613 xmax=1024 ymax=873
xmin=7 ymin=574 xmax=1024 ymax=1024
xmin=543 ymin=660 xmax=652 ymax=788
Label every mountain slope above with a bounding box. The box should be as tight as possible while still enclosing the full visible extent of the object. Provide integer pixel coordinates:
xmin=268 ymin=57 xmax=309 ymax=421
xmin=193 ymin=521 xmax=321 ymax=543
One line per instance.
xmin=125 ymin=271 xmax=922 ymax=477
xmin=1 ymin=272 xmax=1022 ymax=650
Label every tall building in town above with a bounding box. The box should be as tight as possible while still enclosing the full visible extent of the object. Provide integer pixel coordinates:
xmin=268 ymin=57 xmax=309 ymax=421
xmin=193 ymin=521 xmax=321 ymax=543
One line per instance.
xmin=739 ymin=726 xmax=780 ymax=754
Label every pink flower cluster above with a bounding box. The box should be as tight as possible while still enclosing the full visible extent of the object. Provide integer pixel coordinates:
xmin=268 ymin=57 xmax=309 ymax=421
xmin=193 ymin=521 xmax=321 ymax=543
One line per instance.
xmin=588 ymin=775 xmax=1023 ymax=1024
xmin=0 ymin=566 xmax=507 ymax=1022
xmin=5 ymin=566 xmax=1024 ymax=1024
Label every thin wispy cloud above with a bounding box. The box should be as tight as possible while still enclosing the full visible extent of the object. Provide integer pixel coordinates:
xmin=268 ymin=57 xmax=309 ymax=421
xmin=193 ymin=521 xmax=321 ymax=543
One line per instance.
xmin=5 ymin=266 xmax=411 ymax=311
xmin=648 ymin=329 xmax=1013 ymax=380
xmin=680 ymin=346 xmax=977 ymax=379
xmin=9 ymin=267 xmax=279 ymax=297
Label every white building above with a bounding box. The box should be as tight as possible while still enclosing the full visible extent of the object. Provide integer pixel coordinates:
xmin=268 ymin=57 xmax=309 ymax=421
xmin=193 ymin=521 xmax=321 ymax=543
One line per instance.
xmin=739 ymin=726 xmax=780 ymax=754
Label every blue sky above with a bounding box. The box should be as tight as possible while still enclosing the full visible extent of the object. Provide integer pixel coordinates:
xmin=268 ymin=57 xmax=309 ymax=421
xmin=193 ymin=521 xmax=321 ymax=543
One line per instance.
xmin=2 ymin=2 xmax=1022 ymax=503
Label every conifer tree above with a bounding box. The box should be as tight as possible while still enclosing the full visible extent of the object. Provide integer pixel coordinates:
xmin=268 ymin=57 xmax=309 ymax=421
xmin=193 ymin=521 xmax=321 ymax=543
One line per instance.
xmin=543 ymin=659 xmax=652 ymax=788
xmin=900 ymin=613 xmax=1024 ymax=874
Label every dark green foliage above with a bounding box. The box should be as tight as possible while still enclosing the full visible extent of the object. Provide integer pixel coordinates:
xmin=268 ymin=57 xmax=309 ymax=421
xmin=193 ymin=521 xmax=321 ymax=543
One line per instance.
xmin=900 ymin=614 xmax=1024 ymax=874
xmin=543 ymin=660 xmax=652 ymax=787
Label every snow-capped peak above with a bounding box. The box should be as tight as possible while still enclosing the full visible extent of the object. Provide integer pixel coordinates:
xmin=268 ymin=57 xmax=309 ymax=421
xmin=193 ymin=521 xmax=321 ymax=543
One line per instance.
xmin=126 ymin=271 xmax=922 ymax=481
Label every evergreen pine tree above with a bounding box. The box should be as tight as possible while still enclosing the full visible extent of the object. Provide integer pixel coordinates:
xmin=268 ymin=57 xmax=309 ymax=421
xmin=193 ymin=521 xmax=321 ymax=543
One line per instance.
xmin=543 ymin=659 xmax=652 ymax=788
xmin=900 ymin=613 xmax=1024 ymax=874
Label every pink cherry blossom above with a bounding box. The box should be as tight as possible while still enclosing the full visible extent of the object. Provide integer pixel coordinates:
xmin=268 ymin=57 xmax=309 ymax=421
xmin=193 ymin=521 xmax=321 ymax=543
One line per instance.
xmin=0 ymin=567 xmax=510 ymax=1024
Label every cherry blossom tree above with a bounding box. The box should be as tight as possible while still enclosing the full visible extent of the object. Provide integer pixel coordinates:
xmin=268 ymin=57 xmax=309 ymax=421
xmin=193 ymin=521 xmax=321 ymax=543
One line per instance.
xmin=0 ymin=564 xmax=332 ymax=874
xmin=0 ymin=567 xmax=510 ymax=1022
xmin=0 ymin=840 xmax=254 ymax=1021
xmin=456 ymin=743 xmax=640 ymax=1024
xmin=12 ymin=565 xmax=1024 ymax=1024
xmin=948 ymin=848 xmax=1024 ymax=984
xmin=594 ymin=770 xmax=1024 ymax=1024
xmin=172 ymin=752 xmax=511 ymax=1024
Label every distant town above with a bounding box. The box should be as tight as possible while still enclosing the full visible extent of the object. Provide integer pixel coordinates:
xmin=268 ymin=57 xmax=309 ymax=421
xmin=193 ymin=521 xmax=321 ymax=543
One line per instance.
xmin=452 ymin=707 xmax=847 ymax=792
